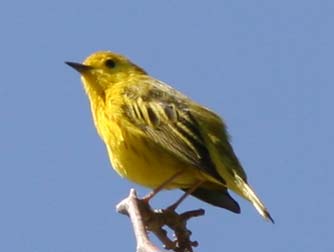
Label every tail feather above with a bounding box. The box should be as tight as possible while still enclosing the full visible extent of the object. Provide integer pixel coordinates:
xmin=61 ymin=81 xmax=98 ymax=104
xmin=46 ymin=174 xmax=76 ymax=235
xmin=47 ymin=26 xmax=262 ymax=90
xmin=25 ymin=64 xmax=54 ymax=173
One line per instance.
xmin=232 ymin=173 xmax=274 ymax=223
xmin=185 ymin=187 xmax=241 ymax=214
xmin=239 ymin=180 xmax=274 ymax=223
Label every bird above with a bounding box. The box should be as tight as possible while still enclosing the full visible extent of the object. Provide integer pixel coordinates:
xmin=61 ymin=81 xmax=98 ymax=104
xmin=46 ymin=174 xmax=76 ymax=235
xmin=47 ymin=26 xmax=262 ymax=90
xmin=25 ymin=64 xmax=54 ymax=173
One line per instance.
xmin=66 ymin=51 xmax=274 ymax=223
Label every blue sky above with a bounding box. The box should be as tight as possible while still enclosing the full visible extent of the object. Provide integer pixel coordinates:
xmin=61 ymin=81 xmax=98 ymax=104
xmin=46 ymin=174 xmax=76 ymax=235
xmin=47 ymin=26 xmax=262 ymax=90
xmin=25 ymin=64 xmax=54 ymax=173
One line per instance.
xmin=0 ymin=0 xmax=333 ymax=251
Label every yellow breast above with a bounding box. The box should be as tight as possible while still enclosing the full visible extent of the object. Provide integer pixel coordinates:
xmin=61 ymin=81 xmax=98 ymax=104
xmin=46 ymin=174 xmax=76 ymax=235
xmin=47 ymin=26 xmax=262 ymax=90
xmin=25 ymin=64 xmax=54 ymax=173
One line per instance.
xmin=103 ymin=118 xmax=204 ymax=189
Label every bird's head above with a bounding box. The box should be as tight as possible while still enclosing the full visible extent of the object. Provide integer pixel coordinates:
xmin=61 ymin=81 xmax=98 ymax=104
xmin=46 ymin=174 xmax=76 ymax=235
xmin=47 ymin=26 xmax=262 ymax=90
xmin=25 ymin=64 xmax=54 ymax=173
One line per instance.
xmin=66 ymin=51 xmax=146 ymax=97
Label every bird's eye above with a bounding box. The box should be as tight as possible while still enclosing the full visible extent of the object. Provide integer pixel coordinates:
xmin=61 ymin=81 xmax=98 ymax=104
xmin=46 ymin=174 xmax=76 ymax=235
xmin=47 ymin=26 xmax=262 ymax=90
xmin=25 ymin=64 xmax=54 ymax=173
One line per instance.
xmin=105 ymin=59 xmax=116 ymax=68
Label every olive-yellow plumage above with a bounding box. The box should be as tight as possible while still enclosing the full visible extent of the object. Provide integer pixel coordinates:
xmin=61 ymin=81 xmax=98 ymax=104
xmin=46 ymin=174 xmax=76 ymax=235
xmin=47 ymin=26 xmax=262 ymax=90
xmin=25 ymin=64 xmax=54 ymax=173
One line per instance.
xmin=66 ymin=51 xmax=273 ymax=223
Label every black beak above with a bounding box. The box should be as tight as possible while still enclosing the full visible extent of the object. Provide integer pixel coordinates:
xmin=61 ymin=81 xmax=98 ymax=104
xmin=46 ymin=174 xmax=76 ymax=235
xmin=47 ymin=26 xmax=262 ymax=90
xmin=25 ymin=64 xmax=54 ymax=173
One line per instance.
xmin=65 ymin=62 xmax=93 ymax=73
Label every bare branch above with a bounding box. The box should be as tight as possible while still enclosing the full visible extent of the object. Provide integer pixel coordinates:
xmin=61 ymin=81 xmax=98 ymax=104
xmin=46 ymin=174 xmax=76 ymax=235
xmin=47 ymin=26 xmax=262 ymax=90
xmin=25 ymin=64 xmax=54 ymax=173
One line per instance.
xmin=116 ymin=189 xmax=162 ymax=252
xmin=116 ymin=189 xmax=205 ymax=252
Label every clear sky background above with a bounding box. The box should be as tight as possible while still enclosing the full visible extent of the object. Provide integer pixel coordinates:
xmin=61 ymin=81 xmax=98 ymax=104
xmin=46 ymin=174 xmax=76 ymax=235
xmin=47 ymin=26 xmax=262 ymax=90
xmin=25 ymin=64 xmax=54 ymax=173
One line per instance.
xmin=0 ymin=1 xmax=332 ymax=251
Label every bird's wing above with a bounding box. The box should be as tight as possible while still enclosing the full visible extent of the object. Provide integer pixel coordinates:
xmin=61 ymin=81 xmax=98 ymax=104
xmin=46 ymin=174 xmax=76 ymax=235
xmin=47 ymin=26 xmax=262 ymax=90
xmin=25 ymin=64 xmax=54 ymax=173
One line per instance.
xmin=189 ymin=103 xmax=247 ymax=181
xmin=122 ymin=85 xmax=226 ymax=185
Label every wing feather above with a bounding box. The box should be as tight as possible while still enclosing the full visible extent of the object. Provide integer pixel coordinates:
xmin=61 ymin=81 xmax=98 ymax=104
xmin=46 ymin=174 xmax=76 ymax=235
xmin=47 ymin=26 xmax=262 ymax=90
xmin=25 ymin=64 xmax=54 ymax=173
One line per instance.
xmin=123 ymin=90 xmax=226 ymax=185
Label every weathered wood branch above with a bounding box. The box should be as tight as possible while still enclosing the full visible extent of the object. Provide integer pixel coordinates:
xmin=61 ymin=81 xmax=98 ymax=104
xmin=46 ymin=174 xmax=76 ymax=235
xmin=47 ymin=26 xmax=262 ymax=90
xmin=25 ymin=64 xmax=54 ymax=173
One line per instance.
xmin=116 ymin=189 xmax=205 ymax=252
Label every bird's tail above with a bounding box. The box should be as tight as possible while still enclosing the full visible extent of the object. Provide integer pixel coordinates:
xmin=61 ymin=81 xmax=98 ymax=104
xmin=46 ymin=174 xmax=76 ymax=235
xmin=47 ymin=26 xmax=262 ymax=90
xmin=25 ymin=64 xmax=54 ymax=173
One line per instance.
xmin=234 ymin=174 xmax=274 ymax=223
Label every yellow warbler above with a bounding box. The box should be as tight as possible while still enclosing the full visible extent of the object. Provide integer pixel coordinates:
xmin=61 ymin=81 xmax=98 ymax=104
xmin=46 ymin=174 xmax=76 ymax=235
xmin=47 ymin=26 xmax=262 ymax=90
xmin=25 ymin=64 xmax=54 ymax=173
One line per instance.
xmin=66 ymin=51 xmax=273 ymax=223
